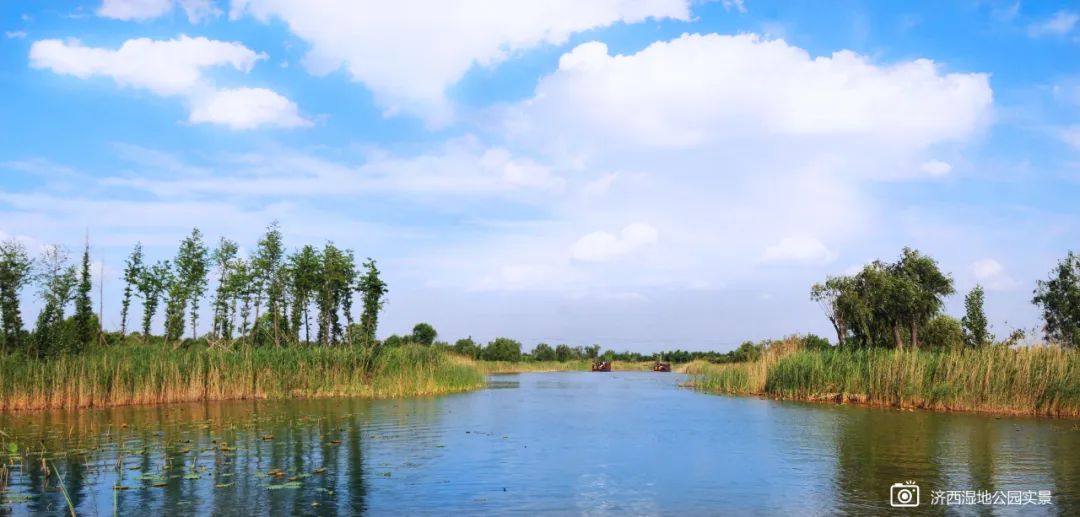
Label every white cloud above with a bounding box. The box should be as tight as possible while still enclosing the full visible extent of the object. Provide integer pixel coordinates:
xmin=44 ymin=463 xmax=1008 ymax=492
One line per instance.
xmin=1028 ymin=10 xmax=1079 ymax=37
xmin=920 ymin=159 xmax=952 ymax=176
xmin=5 ymin=31 xmax=27 ymax=39
xmin=507 ymin=34 xmax=992 ymax=152
xmin=762 ymin=235 xmax=837 ymax=264
xmin=721 ymin=0 xmax=747 ymax=13
xmin=572 ymin=222 xmax=659 ymax=263
xmin=98 ymin=0 xmax=221 ymax=23
xmin=971 ymin=258 xmax=1019 ymax=291
xmin=189 ymin=87 xmax=311 ymax=129
xmin=230 ymin=0 xmax=693 ymax=125
xmin=29 ymin=36 xmax=308 ymax=129
xmin=1059 ymin=125 xmax=1080 ymax=149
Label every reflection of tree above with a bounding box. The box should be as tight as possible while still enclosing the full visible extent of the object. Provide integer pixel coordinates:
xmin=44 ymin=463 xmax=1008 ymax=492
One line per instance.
xmin=1053 ymin=425 xmax=1079 ymax=515
xmin=347 ymin=407 xmax=367 ymax=515
xmin=832 ymin=408 xmax=948 ymax=516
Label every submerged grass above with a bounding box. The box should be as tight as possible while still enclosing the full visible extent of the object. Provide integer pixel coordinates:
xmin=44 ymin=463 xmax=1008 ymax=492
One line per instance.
xmin=688 ymin=339 xmax=1080 ymax=417
xmin=0 ymin=344 xmax=485 ymax=411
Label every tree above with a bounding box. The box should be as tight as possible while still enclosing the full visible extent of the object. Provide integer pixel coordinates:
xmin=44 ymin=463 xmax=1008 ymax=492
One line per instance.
xmin=894 ymin=247 xmax=954 ymax=348
xmin=531 ymin=342 xmax=556 ymax=361
xmin=585 ymin=344 xmax=601 ymax=359
xmin=811 ymin=276 xmax=854 ymax=347
xmin=119 ymin=243 xmax=144 ymax=337
xmin=453 ymin=337 xmax=479 ymax=358
xmin=0 ymin=239 xmax=33 ymax=354
xmin=316 ymin=243 xmax=351 ymax=346
xmin=211 ymin=238 xmax=239 ymax=343
xmin=73 ymin=238 xmax=94 ymax=351
xmin=411 ymin=322 xmax=437 ymax=346
xmin=288 ymin=245 xmax=321 ymax=344
xmin=962 ymin=285 xmax=993 ymax=347
xmin=165 ymin=229 xmax=209 ymax=344
xmin=1032 ymin=251 xmax=1080 ymax=347
xmin=555 ymin=344 xmax=575 ymax=361
xmin=35 ymin=246 xmax=77 ymax=356
xmin=253 ymin=222 xmax=285 ymax=346
xmin=356 ymin=258 xmax=388 ymax=349
xmin=923 ymin=315 xmax=964 ymax=348
xmin=482 ymin=337 xmax=522 ymax=362
xmin=138 ymin=261 xmax=171 ymax=342
xmin=230 ymin=258 xmax=253 ymax=339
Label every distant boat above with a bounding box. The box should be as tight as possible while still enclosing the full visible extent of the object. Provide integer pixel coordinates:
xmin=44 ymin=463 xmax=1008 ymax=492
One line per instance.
xmin=653 ymin=362 xmax=672 ymax=372
xmin=591 ymin=361 xmax=612 ymax=372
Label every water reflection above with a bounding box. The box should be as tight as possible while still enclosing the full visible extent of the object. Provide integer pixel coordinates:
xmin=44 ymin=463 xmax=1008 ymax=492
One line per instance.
xmin=0 ymin=373 xmax=1075 ymax=515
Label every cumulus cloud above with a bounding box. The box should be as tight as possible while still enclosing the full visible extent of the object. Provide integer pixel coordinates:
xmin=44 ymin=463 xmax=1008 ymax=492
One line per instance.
xmin=1028 ymin=10 xmax=1079 ymax=37
xmin=28 ymin=35 xmax=307 ymax=129
xmin=762 ymin=235 xmax=837 ymax=264
xmin=189 ymin=87 xmax=310 ymax=129
xmin=572 ymin=223 xmax=659 ymax=263
xmin=919 ymin=159 xmax=952 ymax=176
xmin=98 ymin=0 xmax=221 ymax=23
xmin=229 ymin=0 xmax=693 ymax=125
xmin=507 ymin=34 xmax=992 ymax=153
xmin=971 ymin=258 xmax=1019 ymax=291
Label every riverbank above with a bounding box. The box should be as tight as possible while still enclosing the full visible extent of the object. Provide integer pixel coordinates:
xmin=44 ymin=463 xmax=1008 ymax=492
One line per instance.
xmin=686 ymin=339 xmax=1080 ymax=417
xmin=0 ymin=344 xmax=485 ymax=411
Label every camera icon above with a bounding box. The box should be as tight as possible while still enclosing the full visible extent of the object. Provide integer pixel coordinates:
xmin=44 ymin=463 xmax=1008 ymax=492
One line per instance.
xmin=890 ymin=481 xmax=920 ymax=507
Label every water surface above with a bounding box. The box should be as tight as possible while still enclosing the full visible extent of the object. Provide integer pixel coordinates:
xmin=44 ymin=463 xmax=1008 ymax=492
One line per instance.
xmin=0 ymin=372 xmax=1076 ymax=515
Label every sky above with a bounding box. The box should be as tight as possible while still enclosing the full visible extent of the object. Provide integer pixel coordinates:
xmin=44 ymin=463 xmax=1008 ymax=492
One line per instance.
xmin=1 ymin=0 xmax=1079 ymax=352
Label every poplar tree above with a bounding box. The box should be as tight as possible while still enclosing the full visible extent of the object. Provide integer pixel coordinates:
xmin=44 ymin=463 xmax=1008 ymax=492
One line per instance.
xmin=356 ymin=258 xmax=388 ymax=350
xmin=35 ymin=246 xmax=77 ymax=356
xmin=253 ymin=222 xmax=284 ymax=346
xmin=962 ymin=285 xmax=992 ymax=347
xmin=138 ymin=260 xmax=171 ymax=342
xmin=73 ymin=239 xmax=94 ymax=351
xmin=317 ymin=243 xmax=351 ymax=346
xmin=211 ymin=237 xmax=238 ymax=342
xmin=119 ymin=242 xmax=144 ymax=337
xmin=288 ymin=245 xmax=321 ymax=344
xmin=0 ymin=239 xmax=33 ymax=354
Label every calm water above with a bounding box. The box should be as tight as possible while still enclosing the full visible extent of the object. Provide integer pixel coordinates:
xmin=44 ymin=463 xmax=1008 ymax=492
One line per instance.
xmin=0 ymin=372 xmax=1077 ymax=515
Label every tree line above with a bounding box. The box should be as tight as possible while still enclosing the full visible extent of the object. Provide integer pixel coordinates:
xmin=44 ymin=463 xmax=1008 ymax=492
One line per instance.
xmin=811 ymin=246 xmax=1080 ymax=349
xmin=0 ymin=222 xmax=389 ymax=358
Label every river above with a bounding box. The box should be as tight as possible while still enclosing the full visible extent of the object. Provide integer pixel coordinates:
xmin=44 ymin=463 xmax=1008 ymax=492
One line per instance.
xmin=0 ymin=371 xmax=1076 ymax=515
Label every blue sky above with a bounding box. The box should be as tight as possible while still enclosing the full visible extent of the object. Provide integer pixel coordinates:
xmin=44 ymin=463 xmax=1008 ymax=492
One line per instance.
xmin=2 ymin=0 xmax=1079 ymax=351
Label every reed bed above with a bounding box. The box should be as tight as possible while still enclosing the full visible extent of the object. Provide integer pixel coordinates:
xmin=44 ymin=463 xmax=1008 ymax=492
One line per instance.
xmin=0 ymin=344 xmax=485 ymax=411
xmin=688 ymin=340 xmax=1080 ymax=417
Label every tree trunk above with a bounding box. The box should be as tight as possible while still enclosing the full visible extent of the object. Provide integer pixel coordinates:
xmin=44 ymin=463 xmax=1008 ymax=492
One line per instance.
xmin=910 ymin=320 xmax=919 ymax=349
xmin=893 ymin=323 xmax=904 ymax=349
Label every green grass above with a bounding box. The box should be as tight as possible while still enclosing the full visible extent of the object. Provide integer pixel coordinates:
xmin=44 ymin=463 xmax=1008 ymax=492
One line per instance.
xmin=0 ymin=344 xmax=485 ymax=411
xmin=471 ymin=359 xmax=664 ymax=374
xmin=688 ymin=339 xmax=1080 ymax=417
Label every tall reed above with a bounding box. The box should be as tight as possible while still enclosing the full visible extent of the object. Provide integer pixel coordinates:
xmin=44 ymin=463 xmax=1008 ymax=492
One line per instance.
xmin=0 ymin=344 xmax=485 ymax=411
xmin=689 ymin=340 xmax=1080 ymax=417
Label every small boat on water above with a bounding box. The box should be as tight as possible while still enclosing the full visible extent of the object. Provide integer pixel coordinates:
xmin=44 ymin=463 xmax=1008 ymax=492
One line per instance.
xmin=653 ymin=362 xmax=672 ymax=372
xmin=591 ymin=361 xmax=612 ymax=372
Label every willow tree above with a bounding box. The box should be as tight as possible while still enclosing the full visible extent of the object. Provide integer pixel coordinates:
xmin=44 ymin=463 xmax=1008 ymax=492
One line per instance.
xmin=119 ymin=242 xmax=144 ymax=337
xmin=0 ymin=239 xmax=33 ymax=354
xmin=356 ymin=258 xmax=388 ymax=350
xmin=73 ymin=239 xmax=94 ymax=351
xmin=1033 ymin=251 xmax=1080 ymax=347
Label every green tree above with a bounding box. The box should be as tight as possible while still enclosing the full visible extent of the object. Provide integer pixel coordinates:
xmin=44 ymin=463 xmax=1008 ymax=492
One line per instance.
xmin=211 ymin=238 xmax=239 ymax=342
xmin=119 ymin=242 xmax=144 ymax=337
xmin=0 ymin=239 xmax=33 ymax=354
xmin=383 ymin=334 xmax=403 ymax=348
xmin=1033 ymin=251 xmax=1080 ymax=347
xmin=962 ymin=285 xmax=993 ymax=347
xmin=253 ymin=222 xmax=285 ymax=346
xmin=138 ymin=260 xmax=171 ymax=342
xmin=531 ymin=343 xmax=556 ymax=361
xmin=453 ymin=337 xmax=479 ymax=358
xmin=411 ymin=322 xmax=437 ymax=346
xmin=35 ymin=246 xmax=77 ymax=356
xmin=165 ymin=229 xmax=209 ymax=343
xmin=73 ymin=239 xmax=94 ymax=351
xmin=356 ymin=258 xmax=388 ymax=349
xmin=922 ymin=314 xmax=965 ymax=348
xmin=555 ymin=344 xmax=575 ymax=361
xmin=482 ymin=337 xmax=522 ymax=362
xmin=585 ymin=344 xmax=601 ymax=359
xmin=230 ymin=258 xmax=253 ymax=339
xmin=894 ymin=247 xmax=954 ymax=348
xmin=288 ymin=245 xmax=322 ymax=345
